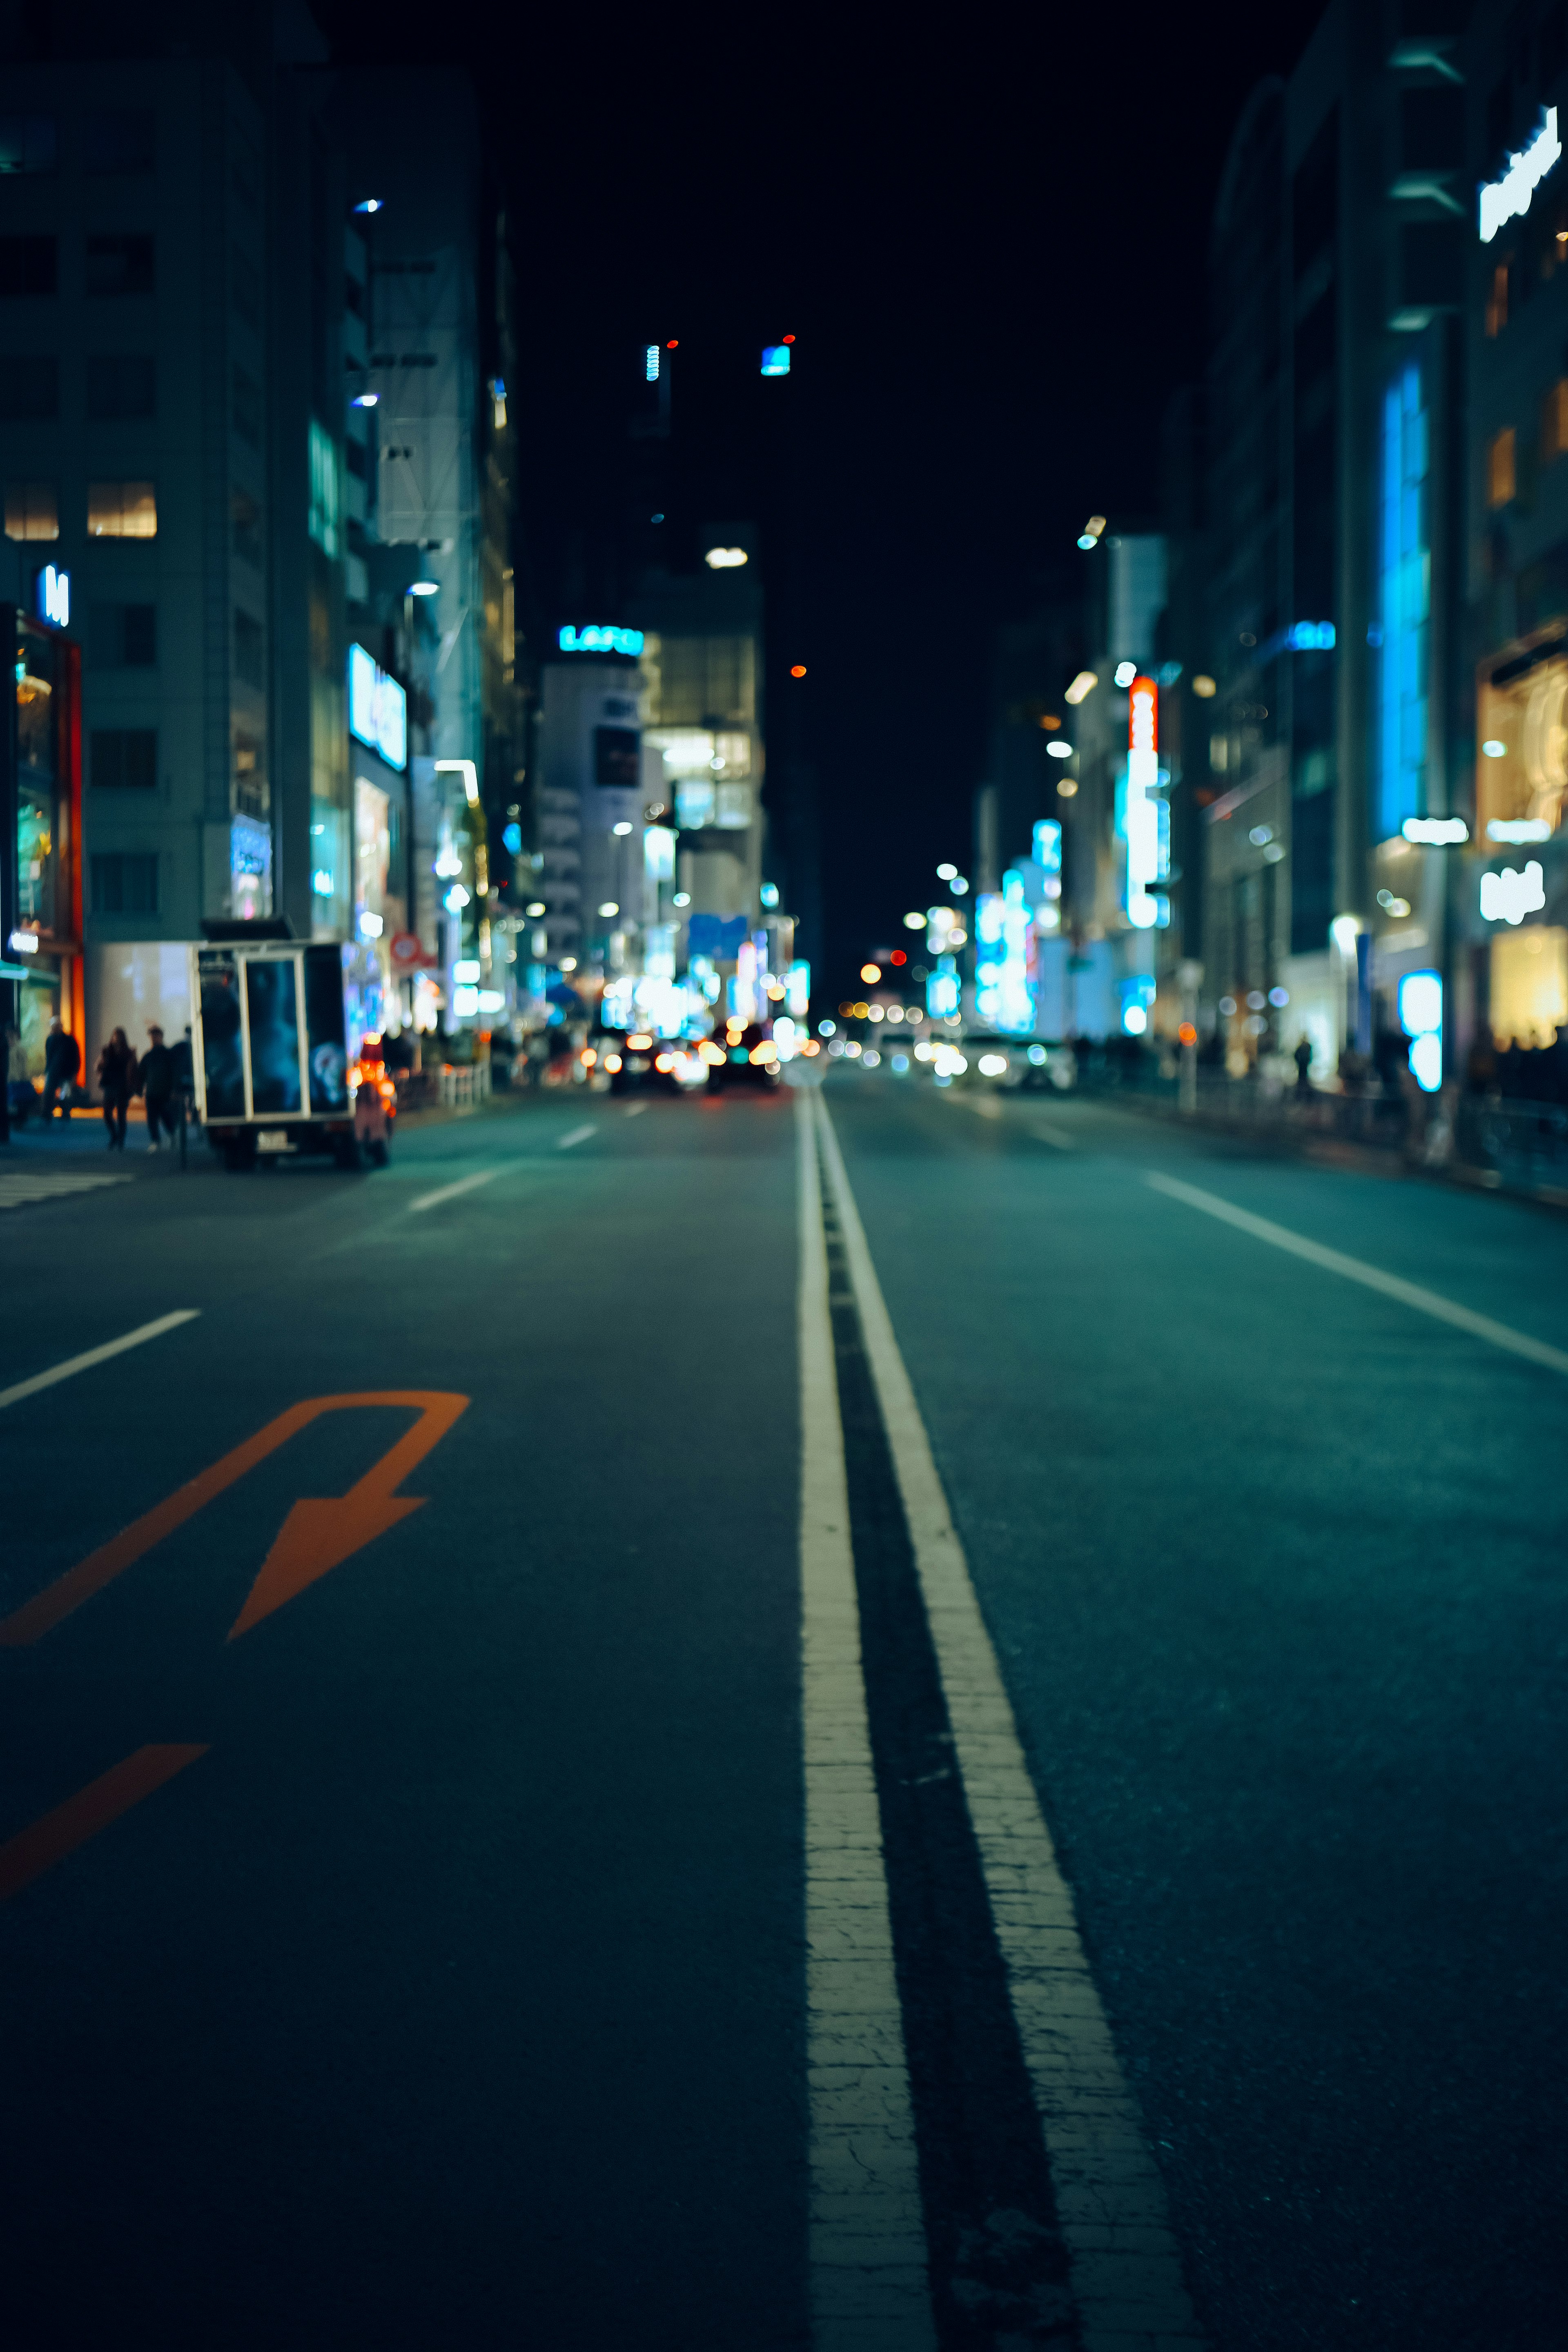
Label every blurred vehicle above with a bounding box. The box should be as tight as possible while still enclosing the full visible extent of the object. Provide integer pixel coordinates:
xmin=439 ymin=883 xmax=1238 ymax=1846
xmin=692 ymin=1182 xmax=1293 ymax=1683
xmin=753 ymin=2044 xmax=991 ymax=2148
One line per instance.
xmin=928 ymin=1032 xmax=1077 ymax=1091
xmin=602 ymin=1030 xmax=708 ymax=1094
xmin=189 ymin=932 xmax=394 ymax=1170
xmin=703 ymin=1021 xmax=782 ymax=1092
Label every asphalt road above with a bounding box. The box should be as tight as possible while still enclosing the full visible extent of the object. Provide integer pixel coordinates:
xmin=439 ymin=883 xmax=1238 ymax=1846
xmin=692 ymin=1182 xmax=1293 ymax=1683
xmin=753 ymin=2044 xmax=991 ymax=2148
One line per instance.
xmin=1 ymin=1075 xmax=1564 ymax=2350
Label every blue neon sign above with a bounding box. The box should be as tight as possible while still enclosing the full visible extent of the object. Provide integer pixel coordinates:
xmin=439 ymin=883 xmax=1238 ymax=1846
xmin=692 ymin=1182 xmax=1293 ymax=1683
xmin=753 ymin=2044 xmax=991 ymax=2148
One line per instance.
xmin=761 ymin=345 xmax=791 ymax=376
xmin=558 ymin=624 xmax=645 ymax=656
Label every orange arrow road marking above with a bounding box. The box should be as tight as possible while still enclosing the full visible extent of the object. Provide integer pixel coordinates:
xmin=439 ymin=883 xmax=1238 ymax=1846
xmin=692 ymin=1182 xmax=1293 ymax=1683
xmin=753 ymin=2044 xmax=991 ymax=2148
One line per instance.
xmin=0 ymin=1744 xmax=209 ymax=1902
xmin=0 ymin=1392 xmax=469 ymax=1647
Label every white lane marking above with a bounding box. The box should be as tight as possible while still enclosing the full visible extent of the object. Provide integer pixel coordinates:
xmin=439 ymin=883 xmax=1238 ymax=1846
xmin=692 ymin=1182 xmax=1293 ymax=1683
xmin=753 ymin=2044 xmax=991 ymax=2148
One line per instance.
xmin=816 ymin=1097 xmax=1204 ymax=2351
xmin=1028 ymin=1123 xmax=1076 ymax=1152
xmin=1147 ymin=1170 xmax=1568 ymax=1376
xmin=558 ymin=1123 xmax=597 ymax=1150
xmin=964 ymin=1094 xmax=1003 ymax=1120
xmin=0 ymin=1173 xmax=131 ymax=1209
xmin=796 ymin=1094 xmax=936 ymax=2350
xmin=622 ymin=1101 xmax=648 ymax=1118
xmin=0 ymin=1310 xmax=200 ymax=1413
xmin=408 ymin=1167 xmax=503 ymax=1214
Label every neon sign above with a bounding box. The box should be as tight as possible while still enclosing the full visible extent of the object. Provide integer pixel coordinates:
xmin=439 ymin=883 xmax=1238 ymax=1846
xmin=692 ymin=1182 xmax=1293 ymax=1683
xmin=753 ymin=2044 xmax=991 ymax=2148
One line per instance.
xmin=557 ymin=624 xmax=645 ymax=656
xmin=1126 ymin=674 xmax=1161 ymax=929
xmin=1480 ymin=108 xmax=1561 ymax=242
xmin=1480 ymin=861 xmax=1546 ymax=925
xmin=33 ymin=563 xmax=69 ymax=628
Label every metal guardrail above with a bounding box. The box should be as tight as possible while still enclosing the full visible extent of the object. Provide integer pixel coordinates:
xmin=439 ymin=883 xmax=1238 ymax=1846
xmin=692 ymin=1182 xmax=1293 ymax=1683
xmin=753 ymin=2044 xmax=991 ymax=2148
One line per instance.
xmin=1072 ymin=1061 xmax=1412 ymax=1149
xmin=1455 ymin=1096 xmax=1568 ymax=1192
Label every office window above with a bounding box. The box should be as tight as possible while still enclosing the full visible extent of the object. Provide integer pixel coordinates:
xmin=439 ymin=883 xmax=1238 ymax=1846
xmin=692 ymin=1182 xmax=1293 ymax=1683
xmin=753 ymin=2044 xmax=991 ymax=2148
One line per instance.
xmin=1378 ymin=363 xmax=1430 ymax=837
xmin=85 ymin=234 xmax=154 ymax=297
xmin=90 ymin=851 xmax=159 ymax=914
xmin=234 ymin=733 xmax=266 ymax=817
xmin=83 ymin=109 xmax=155 ymax=175
xmin=90 ymin=602 xmax=156 ymax=666
xmin=234 ymin=608 xmax=264 ymax=688
xmin=232 ymin=363 xmax=261 ymax=445
xmin=1543 ymin=381 xmax=1568 ymax=464
xmin=345 ymin=436 xmax=367 ymax=479
xmin=88 ymin=480 xmax=156 ymax=538
xmin=1488 ymin=427 xmax=1517 ymax=508
xmin=231 ymin=485 xmax=261 ymax=566
xmin=86 ymin=353 xmax=155 ymax=419
xmin=0 ymin=117 xmax=56 ymax=174
xmin=0 ymin=235 xmax=57 ymax=296
xmin=91 ymin=729 xmax=157 ymax=789
xmin=231 ymin=134 xmax=260 ymax=208
xmin=4 ymin=481 xmax=58 ymax=540
xmin=307 ymin=420 xmax=339 ymax=555
xmin=1486 ymin=263 xmax=1510 ymax=338
xmin=0 ymin=356 xmax=58 ymax=419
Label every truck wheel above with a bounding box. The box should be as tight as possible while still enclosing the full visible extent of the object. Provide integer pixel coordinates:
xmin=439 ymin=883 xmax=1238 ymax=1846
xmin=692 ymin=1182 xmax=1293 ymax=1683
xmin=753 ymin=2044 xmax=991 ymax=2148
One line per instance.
xmin=368 ymin=1136 xmax=390 ymax=1168
xmin=223 ymin=1142 xmax=256 ymax=1173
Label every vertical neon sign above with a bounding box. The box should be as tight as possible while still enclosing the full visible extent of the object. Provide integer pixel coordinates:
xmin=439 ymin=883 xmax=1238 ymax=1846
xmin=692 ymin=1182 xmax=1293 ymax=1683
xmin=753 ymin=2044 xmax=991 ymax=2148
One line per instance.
xmin=1126 ymin=674 xmax=1160 ymax=928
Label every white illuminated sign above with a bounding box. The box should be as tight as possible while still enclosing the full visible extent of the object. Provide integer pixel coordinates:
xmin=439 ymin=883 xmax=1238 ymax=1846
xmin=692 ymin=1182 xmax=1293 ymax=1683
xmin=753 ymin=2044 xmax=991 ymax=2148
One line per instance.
xmin=1487 ymin=817 xmax=1551 ymax=844
xmin=1480 ymin=108 xmax=1562 ymax=243
xmin=1480 ymin=861 xmax=1547 ymax=925
xmin=1401 ymin=816 xmax=1469 ymax=845
xmin=347 ymin=643 xmax=407 ymax=771
xmin=34 ymin=564 xmax=69 ymax=628
xmin=558 ymin=624 xmax=644 ymax=655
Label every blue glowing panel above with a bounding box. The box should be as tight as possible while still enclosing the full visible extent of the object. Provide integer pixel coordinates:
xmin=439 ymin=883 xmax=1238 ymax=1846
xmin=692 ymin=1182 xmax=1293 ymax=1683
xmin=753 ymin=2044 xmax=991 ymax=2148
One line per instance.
xmin=347 ymin=643 xmax=408 ymax=771
xmin=761 ymin=345 xmax=791 ymax=376
xmin=1378 ymin=364 xmax=1428 ymax=838
xmin=558 ymin=624 xmax=645 ymax=656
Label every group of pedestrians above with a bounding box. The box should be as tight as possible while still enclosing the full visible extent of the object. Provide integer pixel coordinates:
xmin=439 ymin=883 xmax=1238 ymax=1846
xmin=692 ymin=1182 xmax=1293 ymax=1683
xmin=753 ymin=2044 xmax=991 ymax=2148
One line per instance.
xmin=4 ymin=1015 xmax=185 ymax=1150
xmin=94 ymin=1024 xmax=182 ymax=1150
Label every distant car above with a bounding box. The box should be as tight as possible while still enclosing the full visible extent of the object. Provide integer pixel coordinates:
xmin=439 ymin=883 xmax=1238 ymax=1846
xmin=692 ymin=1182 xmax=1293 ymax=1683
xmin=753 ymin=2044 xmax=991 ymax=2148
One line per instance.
xmin=704 ymin=1022 xmax=783 ymax=1092
xmin=950 ymin=1033 xmax=1077 ymax=1091
xmin=601 ymin=1033 xmax=708 ymax=1094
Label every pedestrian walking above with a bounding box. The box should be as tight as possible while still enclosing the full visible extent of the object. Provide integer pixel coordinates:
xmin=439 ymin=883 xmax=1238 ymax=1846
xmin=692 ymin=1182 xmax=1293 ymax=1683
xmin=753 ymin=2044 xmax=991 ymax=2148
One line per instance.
xmin=96 ymin=1027 xmax=137 ymax=1151
xmin=137 ymin=1025 xmax=177 ymax=1152
xmin=42 ymin=1015 xmax=80 ymax=1120
xmin=1293 ymin=1033 xmax=1313 ymax=1095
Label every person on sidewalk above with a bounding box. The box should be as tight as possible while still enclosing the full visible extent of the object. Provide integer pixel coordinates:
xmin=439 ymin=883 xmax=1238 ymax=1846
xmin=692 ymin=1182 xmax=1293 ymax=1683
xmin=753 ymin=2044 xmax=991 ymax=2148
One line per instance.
xmin=96 ymin=1027 xmax=137 ymax=1151
xmin=42 ymin=1016 xmax=80 ymax=1121
xmin=1292 ymin=1033 xmax=1313 ymax=1095
xmin=137 ymin=1025 xmax=176 ymax=1152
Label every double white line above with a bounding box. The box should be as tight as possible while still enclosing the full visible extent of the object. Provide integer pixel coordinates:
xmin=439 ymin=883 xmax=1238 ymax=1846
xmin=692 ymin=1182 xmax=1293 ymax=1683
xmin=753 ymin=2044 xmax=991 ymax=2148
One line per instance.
xmin=798 ymin=1091 xmax=1202 ymax=2350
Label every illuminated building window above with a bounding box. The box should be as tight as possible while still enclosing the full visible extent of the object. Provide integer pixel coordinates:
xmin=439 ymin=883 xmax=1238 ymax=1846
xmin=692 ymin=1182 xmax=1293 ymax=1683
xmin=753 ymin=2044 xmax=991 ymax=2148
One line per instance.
xmin=3 ymin=479 xmax=58 ymax=540
xmin=1485 ymin=262 xmax=1509 ymax=337
xmin=307 ymin=420 xmax=339 ymax=556
xmin=1543 ymin=379 xmax=1568 ymax=463
xmin=1487 ymin=426 xmax=1517 ymax=508
xmin=87 ymin=479 xmax=156 ymax=537
xmin=1378 ymin=363 xmax=1429 ymax=836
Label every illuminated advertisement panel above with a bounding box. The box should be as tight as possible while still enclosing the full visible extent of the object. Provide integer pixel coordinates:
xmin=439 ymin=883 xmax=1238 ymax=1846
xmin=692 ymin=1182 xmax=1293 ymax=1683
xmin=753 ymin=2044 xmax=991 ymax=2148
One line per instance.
xmin=1126 ymin=674 xmax=1160 ymax=928
xmin=347 ymin=644 xmax=408 ymax=771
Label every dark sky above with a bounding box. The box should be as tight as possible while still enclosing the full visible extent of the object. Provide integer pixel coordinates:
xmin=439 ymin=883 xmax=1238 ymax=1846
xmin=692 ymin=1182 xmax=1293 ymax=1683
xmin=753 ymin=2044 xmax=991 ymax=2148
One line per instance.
xmin=322 ymin=0 xmax=1328 ymax=991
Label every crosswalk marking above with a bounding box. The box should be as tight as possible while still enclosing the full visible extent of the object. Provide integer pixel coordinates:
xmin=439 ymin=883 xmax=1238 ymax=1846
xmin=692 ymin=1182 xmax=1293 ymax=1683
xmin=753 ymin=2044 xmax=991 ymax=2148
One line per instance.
xmin=0 ymin=1173 xmax=131 ymax=1212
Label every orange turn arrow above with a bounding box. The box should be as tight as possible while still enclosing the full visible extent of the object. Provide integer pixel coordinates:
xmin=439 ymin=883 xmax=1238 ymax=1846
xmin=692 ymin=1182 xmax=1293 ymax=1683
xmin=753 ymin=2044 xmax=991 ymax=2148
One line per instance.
xmin=0 ymin=1393 xmax=469 ymax=1647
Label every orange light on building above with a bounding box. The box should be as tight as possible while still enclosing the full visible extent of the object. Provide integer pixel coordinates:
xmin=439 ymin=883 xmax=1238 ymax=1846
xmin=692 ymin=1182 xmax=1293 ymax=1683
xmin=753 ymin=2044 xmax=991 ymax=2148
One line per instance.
xmin=889 ymin=949 xmax=906 ymax=965
xmin=666 ymin=339 xmax=678 ymax=349
xmin=790 ymin=664 xmax=807 ymax=678
xmin=1178 ymin=1022 xmax=1197 ymax=1047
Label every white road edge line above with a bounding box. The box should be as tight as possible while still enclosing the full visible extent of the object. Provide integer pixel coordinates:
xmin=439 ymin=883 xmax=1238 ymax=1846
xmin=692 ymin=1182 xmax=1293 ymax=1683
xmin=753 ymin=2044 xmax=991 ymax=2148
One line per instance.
xmin=558 ymin=1123 xmax=597 ymax=1150
xmin=1146 ymin=1170 xmax=1568 ymax=1376
xmin=622 ymin=1101 xmax=648 ymax=1118
xmin=408 ymin=1167 xmax=503 ymax=1214
xmin=796 ymin=1094 xmax=936 ymax=2352
xmin=0 ymin=1309 xmax=200 ymax=1413
xmin=815 ymin=1096 xmax=1205 ymax=2352
xmin=1029 ymin=1124 xmax=1076 ymax=1152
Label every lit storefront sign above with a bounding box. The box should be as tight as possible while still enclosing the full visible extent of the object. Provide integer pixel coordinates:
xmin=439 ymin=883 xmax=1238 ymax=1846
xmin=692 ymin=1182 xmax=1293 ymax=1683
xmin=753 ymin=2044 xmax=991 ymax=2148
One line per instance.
xmin=33 ymin=564 xmax=69 ymax=628
xmin=347 ymin=644 xmax=407 ymax=771
xmin=975 ymin=875 xmax=1033 ymax=1033
xmin=1480 ymin=861 xmax=1547 ymax=925
xmin=1480 ymin=108 xmax=1561 ymax=243
xmin=1126 ymin=674 xmax=1161 ymax=928
xmin=1398 ymin=969 xmax=1443 ymax=1094
xmin=557 ymin=624 xmax=644 ymax=655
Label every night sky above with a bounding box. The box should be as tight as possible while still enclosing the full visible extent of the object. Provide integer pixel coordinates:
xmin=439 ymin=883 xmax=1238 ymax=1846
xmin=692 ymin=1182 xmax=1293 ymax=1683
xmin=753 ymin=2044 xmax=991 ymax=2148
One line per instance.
xmin=321 ymin=0 xmax=1328 ymax=994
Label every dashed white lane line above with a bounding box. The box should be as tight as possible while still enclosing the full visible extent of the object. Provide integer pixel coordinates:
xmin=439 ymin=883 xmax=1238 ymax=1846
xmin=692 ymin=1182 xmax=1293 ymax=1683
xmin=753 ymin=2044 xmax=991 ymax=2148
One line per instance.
xmin=948 ymin=1092 xmax=1076 ymax=1148
xmin=816 ymin=1096 xmax=1204 ymax=2352
xmin=1028 ymin=1122 xmax=1077 ymax=1151
xmin=408 ymin=1167 xmax=503 ymax=1214
xmin=0 ymin=1172 xmax=131 ymax=1209
xmin=0 ymin=1310 xmax=200 ymax=1413
xmin=796 ymin=1095 xmax=935 ymax=2351
xmin=558 ymin=1123 xmax=597 ymax=1150
xmin=1146 ymin=1170 xmax=1568 ymax=1376
xmin=622 ymin=1101 xmax=648 ymax=1118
